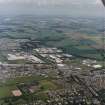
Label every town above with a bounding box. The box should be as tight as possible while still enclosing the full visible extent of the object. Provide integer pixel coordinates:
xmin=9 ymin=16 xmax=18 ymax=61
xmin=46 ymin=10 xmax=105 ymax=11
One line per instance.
xmin=0 ymin=0 xmax=104 ymax=104
xmin=0 ymin=38 xmax=104 ymax=105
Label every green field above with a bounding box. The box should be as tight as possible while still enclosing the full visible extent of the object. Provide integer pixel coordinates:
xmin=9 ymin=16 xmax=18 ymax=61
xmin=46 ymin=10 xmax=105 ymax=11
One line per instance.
xmin=0 ymin=75 xmax=61 ymax=104
xmin=0 ymin=86 xmax=17 ymax=98
xmin=40 ymin=80 xmax=58 ymax=91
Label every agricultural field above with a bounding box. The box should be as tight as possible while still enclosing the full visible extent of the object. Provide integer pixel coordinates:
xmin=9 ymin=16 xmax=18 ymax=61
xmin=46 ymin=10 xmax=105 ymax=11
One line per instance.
xmin=0 ymin=16 xmax=104 ymax=62
xmin=0 ymin=75 xmax=62 ymax=104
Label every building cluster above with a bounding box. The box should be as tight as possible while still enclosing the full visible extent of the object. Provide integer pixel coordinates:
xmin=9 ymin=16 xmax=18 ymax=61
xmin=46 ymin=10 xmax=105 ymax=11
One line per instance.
xmin=0 ymin=45 xmax=104 ymax=105
xmin=7 ymin=53 xmax=44 ymax=63
xmin=34 ymin=47 xmax=71 ymax=70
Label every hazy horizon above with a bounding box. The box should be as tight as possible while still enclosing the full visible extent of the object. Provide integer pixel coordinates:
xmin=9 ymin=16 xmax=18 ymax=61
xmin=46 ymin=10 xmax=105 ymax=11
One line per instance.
xmin=0 ymin=0 xmax=104 ymax=17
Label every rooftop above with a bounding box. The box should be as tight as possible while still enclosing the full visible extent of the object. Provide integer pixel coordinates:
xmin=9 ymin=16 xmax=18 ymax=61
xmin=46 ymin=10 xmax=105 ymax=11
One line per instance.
xmin=12 ymin=90 xmax=22 ymax=97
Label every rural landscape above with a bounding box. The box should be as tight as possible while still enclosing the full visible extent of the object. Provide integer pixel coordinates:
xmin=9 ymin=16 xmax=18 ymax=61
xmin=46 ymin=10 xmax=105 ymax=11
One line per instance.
xmin=0 ymin=0 xmax=104 ymax=105
xmin=0 ymin=15 xmax=104 ymax=105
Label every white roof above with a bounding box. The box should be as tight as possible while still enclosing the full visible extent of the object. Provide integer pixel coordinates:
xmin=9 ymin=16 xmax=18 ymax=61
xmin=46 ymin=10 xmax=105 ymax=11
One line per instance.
xmin=28 ymin=55 xmax=43 ymax=63
xmin=63 ymin=54 xmax=72 ymax=57
xmin=8 ymin=54 xmax=25 ymax=60
xmin=49 ymin=55 xmax=56 ymax=59
xmin=57 ymin=64 xmax=64 ymax=67
xmin=93 ymin=65 xmax=102 ymax=68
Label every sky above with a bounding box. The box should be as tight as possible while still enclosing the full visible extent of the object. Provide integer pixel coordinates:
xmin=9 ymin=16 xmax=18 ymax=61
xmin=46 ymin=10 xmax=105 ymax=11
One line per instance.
xmin=0 ymin=0 xmax=104 ymax=17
